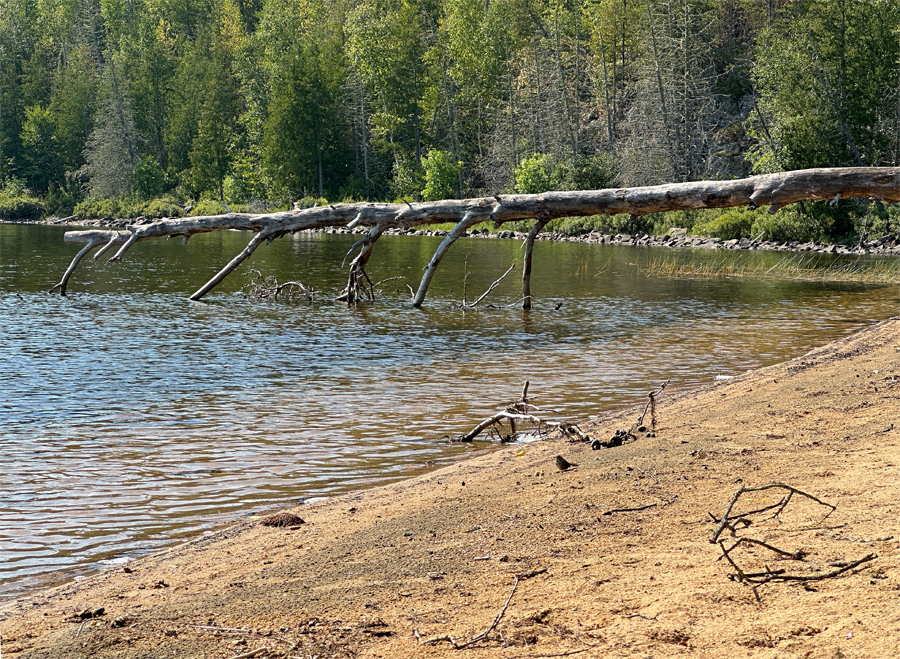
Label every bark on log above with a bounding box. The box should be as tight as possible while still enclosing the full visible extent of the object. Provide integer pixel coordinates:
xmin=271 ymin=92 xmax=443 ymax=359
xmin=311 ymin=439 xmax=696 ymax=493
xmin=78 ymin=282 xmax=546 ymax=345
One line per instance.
xmin=50 ymin=168 xmax=900 ymax=305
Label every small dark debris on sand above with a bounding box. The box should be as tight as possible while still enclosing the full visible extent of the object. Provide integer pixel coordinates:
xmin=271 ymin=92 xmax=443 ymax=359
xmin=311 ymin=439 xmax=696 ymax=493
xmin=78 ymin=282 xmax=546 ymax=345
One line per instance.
xmin=260 ymin=512 xmax=305 ymax=528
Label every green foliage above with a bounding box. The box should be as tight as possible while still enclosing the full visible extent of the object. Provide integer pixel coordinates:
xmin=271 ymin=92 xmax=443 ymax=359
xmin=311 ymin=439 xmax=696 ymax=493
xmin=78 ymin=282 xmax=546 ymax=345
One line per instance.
xmin=389 ymin=159 xmax=425 ymax=201
xmin=49 ymin=46 xmax=98 ymax=174
xmin=20 ymin=106 xmax=62 ymax=193
xmin=421 ymin=150 xmax=462 ymax=200
xmin=748 ymin=0 xmax=900 ymax=172
xmin=1 ymin=178 xmax=29 ymax=198
xmin=75 ymin=196 xmax=187 ymax=220
xmin=141 ymin=199 xmax=184 ymax=218
xmin=189 ymin=199 xmax=231 ymax=216
xmin=0 ymin=193 xmax=44 ymax=220
xmin=748 ymin=207 xmax=829 ymax=244
xmin=853 ymin=202 xmax=900 ymax=240
xmin=691 ymin=207 xmax=763 ymax=240
xmin=223 ymin=156 xmax=264 ymax=204
xmin=514 ymin=154 xmax=560 ymax=195
xmin=515 ymin=153 xmax=618 ymax=194
xmin=570 ymin=154 xmax=618 ymax=191
xmin=293 ymin=196 xmax=328 ymax=209
xmin=132 ymin=156 xmax=166 ymax=199
xmin=74 ymin=197 xmax=127 ymax=219
xmin=260 ymin=1 xmax=348 ymax=200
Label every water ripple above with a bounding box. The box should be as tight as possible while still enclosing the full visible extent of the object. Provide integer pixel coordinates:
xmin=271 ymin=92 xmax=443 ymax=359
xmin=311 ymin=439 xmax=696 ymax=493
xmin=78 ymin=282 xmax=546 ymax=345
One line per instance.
xmin=1 ymin=224 xmax=896 ymax=598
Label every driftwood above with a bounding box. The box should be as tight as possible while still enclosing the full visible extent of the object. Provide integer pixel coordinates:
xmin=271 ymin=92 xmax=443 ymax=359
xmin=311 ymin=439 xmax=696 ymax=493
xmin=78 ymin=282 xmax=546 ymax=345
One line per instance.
xmin=453 ymin=381 xmax=593 ymax=442
xmin=450 ymin=258 xmax=516 ymax=310
xmin=241 ymin=269 xmax=316 ymax=301
xmin=709 ymin=482 xmax=874 ymax=601
xmin=48 ymin=168 xmax=900 ymax=306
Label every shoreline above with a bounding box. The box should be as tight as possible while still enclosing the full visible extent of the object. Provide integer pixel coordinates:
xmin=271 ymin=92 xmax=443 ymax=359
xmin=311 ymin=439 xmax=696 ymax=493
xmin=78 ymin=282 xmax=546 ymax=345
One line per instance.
xmin=6 ymin=217 xmax=900 ymax=257
xmin=2 ymin=317 xmax=898 ymax=658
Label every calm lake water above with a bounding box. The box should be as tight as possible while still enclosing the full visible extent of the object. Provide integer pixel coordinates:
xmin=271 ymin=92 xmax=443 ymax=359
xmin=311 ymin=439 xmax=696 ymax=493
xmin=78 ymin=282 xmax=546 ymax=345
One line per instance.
xmin=1 ymin=223 xmax=897 ymax=599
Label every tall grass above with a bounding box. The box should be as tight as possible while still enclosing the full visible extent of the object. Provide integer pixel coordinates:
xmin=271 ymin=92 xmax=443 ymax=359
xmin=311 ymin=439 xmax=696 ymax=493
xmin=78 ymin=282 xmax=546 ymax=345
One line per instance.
xmin=639 ymin=252 xmax=900 ymax=284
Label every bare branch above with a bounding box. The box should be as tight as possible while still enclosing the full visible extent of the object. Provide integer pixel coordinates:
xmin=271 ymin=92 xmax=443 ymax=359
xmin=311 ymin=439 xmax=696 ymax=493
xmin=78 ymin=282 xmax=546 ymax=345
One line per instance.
xmin=711 ymin=483 xmax=836 ymax=545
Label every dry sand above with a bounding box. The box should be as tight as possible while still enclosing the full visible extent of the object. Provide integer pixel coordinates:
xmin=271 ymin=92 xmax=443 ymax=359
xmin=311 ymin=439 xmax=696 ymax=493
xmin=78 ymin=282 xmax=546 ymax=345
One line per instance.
xmin=2 ymin=317 xmax=899 ymax=658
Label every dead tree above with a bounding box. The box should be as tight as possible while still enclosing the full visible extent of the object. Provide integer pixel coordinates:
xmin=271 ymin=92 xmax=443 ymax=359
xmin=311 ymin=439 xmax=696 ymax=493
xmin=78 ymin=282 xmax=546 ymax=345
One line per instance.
xmin=49 ymin=168 xmax=900 ymax=307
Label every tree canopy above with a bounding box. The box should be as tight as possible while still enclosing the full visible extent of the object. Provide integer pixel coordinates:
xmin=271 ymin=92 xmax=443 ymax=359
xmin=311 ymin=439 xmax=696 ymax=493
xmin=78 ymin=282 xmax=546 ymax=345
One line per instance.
xmin=1 ymin=0 xmax=898 ymax=214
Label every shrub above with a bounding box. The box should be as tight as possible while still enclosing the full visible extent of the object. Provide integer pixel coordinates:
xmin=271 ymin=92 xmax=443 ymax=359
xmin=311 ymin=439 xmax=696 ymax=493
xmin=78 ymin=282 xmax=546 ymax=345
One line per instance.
xmin=422 ymin=150 xmax=463 ymax=200
xmin=691 ymin=207 xmax=761 ymax=240
xmin=293 ymin=196 xmax=328 ymax=210
xmin=0 ymin=195 xmax=44 ymax=220
xmin=515 ymin=153 xmax=618 ymax=195
xmin=750 ymin=206 xmax=828 ymax=243
xmin=189 ymin=200 xmax=231 ymax=216
xmin=390 ymin=158 xmax=425 ymax=201
xmin=852 ymin=200 xmax=900 ymax=240
xmin=514 ymin=154 xmax=561 ymax=194
xmin=141 ymin=200 xmax=184 ymax=219
xmin=570 ymin=153 xmax=618 ymax=190
xmin=223 ymin=156 xmax=264 ymax=205
xmin=74 ymin=197 xmax=125 ymax=219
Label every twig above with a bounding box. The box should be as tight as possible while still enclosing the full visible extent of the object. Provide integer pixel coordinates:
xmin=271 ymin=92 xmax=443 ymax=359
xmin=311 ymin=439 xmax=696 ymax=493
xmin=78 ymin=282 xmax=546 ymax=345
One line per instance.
xmin=76 ymin=620 xmax=89 ymax=637
xmin=414 ymin=629 xmax=458 ymax=646
xmin=634 ymin=379 xmax=670 ymax=431
xmin=741 ymin=553 xmax=877 ymax=601
xmin=415 ymin=576 xmax=521 ymax=649
xmin=225 ymin=649 xmax=269 ymax=659
xmin=455 ymin=575 xmax=520 ymax=648
xmin=463 ymin=254 xmax=469 ymax=307
xmin=711 ymin=482 xmax=873 ymax=601
xmin=708 ymin=497 xmax=787 ymax=523
xmin=711 ymin=483 xmax=836 ymax=544
xmin=452 ymin=262 xmax=516 ymax=309
xmin=189 ymin=625 xmax=262 ymax=634
xmin=719 ymin=537 xmax=802 ymax=559
xmin=629 ymin=465 xmax=658 ymax=483
xmin=511 ymin=649 xmax=589 ymax=658
xmin=602 ymin=503 xmax=657 ymax=516
xmin=495 ymin=295 xmax=532 ymax=308
xmin=754 ymin=553 xmax=876 ymax=584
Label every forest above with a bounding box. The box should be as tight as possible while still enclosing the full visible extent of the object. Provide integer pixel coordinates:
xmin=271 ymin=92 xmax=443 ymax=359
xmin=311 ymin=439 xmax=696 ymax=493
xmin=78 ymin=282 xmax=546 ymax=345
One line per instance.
xmin=1 ymin=0 xmax=899 ymax=242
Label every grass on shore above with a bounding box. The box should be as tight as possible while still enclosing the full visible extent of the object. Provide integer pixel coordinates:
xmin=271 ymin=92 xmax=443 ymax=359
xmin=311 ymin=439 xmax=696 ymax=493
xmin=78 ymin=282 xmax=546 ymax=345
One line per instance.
xmin=639 ymin=252 xmax=900 ymax=284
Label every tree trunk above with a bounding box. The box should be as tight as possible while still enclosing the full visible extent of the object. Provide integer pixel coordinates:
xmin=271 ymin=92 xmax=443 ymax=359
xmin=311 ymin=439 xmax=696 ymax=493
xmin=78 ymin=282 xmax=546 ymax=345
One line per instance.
xmin=52 ymin=168 xmax=900 ymax=305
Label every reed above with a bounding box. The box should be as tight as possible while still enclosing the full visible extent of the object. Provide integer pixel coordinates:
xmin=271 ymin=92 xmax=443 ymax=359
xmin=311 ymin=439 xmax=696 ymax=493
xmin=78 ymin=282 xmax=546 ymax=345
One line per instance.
xmin=639 ymin=252 xmax=900 ymax=284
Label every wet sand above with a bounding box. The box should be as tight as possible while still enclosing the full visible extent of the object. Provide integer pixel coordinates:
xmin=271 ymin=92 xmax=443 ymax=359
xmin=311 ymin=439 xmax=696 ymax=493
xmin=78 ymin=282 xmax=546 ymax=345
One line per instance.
xmin=2 ymin=317 xmax=899 ymax=658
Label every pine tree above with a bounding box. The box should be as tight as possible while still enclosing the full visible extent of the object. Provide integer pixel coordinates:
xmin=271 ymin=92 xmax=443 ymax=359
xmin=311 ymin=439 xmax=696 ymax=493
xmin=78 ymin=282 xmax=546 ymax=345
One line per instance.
xmin=80 ymin=61 xmax=140 ymax=197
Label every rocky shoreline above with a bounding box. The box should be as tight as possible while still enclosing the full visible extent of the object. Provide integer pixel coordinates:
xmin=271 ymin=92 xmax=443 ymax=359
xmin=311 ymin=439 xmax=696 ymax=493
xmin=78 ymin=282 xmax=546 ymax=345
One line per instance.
xmin=9 ymin=216 xmax=900 ymax=256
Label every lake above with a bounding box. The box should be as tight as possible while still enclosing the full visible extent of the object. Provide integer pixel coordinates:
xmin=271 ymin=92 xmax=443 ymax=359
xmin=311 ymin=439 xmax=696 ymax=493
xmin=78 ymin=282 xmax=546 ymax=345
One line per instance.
xmin=1 ymin=223 xmax=896 ymax=599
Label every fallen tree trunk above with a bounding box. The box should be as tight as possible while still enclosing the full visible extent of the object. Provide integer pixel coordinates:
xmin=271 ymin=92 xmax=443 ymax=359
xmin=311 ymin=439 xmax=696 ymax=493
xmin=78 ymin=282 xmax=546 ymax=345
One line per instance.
xmin=50 ymin=167 xmax=900 ymax=306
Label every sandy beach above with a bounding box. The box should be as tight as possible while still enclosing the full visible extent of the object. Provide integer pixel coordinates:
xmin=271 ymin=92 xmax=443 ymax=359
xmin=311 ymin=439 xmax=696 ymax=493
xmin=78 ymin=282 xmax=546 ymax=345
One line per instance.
xmin=2 ymin=316 xmax=899 ymax=658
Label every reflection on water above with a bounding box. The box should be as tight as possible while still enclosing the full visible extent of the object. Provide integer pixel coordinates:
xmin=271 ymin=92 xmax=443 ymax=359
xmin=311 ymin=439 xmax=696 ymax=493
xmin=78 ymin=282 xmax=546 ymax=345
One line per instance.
xmin=1 ymin=224 xmax=897 ymax=598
